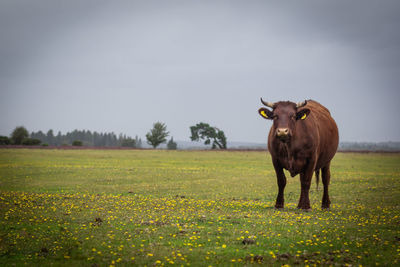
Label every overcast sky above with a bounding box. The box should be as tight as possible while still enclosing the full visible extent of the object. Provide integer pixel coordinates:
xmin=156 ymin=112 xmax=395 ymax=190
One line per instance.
xmin=1 ymin=0 xmax=399 ymax=143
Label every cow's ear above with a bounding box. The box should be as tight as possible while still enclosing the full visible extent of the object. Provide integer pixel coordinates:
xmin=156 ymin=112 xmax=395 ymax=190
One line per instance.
xmin=296 ymin=108 xmax=310 ymax=120
xmin=258 ymin=108 xmax=274 ymax=120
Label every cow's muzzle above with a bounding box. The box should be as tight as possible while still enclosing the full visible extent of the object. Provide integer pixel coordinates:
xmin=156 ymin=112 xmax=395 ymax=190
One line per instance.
xmin=276 ymin=128 xmax=290 ymax=141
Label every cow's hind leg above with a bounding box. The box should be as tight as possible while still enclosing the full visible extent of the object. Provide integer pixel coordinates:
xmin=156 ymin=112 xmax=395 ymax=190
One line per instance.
xmin=321 ymin=163 xmax=331 ymax=209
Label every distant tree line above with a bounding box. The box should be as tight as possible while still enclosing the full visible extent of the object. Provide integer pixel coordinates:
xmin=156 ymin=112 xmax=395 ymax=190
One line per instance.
xmin=0 ymin=126 xmax=143 ymax=148
xmin=1 ymin=121 xmax=231 ymax=150
xmin=30 ymin=129 xmax=143 ymax=147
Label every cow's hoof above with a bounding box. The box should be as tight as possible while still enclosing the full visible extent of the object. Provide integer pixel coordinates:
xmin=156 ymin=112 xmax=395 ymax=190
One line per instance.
xmin=321 ymin=206 xmax=330 ymax=211
xmin=275 ymin=207 xmax=284 ymax=210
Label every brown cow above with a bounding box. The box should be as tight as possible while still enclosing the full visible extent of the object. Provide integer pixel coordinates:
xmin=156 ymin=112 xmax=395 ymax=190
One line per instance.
xmin=258 ymin=99 xmax=339 ymax=210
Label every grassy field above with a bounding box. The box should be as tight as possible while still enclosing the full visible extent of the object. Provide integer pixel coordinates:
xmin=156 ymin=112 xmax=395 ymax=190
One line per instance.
xmin=0 ymin=149 xmax=399 ymax=266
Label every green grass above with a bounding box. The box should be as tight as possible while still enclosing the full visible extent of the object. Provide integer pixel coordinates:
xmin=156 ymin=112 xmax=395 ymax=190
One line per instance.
xmin=0 ymin=149 xmax=399 ymax=266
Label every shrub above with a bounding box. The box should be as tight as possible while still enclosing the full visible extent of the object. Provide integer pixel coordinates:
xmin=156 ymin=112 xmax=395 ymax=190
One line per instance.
xmin=0 ymin=136 xmax=11 ymax=145
xmin=121 ymin=138 xmax=136 ymax=148
xmin=72 ymin=140 xmax=83 ymax=146
xmin=21 ymin=138 xmax=41 ymax=146
xmin=167 ymin=137 xmax=177 ymax=150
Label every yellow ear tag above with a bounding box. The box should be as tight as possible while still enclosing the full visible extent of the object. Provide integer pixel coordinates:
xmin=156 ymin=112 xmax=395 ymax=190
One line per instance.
xmin=300 ymin=113 xmax=307 ymax=120
xmin=260 ymin=110 xmax=268 ymax=118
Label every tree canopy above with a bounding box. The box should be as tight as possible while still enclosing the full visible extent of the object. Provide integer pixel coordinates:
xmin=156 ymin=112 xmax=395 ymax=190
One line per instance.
xmin=11 ymin=126 xmax=29 ymax=145
xmin=146 ymin=122 xmax=169 ymax=148
xmin=190 ymin=122 xmax=227 ymax=149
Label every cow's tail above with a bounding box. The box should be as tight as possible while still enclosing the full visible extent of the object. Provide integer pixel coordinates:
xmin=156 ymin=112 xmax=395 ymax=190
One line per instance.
xmin=315 ymin=169 xmax=320 ymax=190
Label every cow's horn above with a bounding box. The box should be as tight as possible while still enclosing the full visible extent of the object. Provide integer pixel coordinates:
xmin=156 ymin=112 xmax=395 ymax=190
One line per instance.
xmin=260 ymin=98 xmax=274 ymax=108
xmin=296 ymin=100 xmax=307 ymax=108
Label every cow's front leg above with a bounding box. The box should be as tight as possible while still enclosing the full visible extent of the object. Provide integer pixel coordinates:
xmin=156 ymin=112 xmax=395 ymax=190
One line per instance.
xmin=273 ymin=160 xmax=286 ymax=209
xmin=297 ymin=164 xmax=315 ymax=210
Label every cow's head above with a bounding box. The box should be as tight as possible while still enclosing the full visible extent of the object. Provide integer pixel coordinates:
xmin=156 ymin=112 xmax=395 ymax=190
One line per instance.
xmin=258 ymin=98 xmax=310 ymax=142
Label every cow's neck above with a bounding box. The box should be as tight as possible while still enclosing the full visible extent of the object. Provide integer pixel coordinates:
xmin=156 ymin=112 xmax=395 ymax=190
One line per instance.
xmin=278 ymin=141 xmax=295 ymax=171
xmin=284 ymin=142 xmax=294 ymax=169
